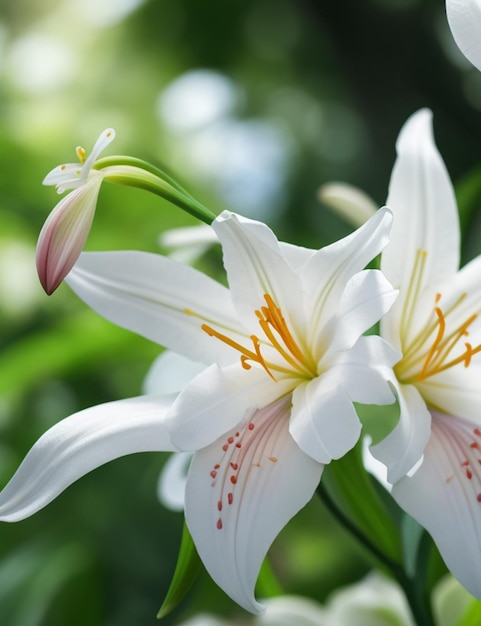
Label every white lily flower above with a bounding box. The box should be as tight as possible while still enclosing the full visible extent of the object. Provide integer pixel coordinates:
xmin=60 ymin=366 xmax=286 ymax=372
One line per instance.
xmin=372 ymin=108 xmax=481 ymax=598
xmin=0 ymin=209 xmax=398 ymax=613
xmin=37 ymin=129 xmax=115 ymax=294
xmin=446 ymin=0 xmax=481 ymax=71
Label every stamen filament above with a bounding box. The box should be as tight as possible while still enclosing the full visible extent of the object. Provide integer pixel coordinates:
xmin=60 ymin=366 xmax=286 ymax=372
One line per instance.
xmin=202 ymin=324 xmax=276 ymax=380
xmin=198 ymin=294 xmax=316 ymax=382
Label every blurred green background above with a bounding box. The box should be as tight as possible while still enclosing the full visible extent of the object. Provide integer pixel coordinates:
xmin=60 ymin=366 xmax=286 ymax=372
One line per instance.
xmin=1 ymin=0 xmax=481 ymax=624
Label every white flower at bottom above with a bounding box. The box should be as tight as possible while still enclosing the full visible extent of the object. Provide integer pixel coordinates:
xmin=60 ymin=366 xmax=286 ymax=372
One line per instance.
xmin=0 ymin=209 xmax=397 ymax=613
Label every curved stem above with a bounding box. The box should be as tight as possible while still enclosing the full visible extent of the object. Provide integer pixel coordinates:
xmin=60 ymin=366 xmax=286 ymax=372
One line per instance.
xmin=94 ymin=156 xmax=217 ymax=225
xmin=316 ymin=483 xmax=436 ymax=626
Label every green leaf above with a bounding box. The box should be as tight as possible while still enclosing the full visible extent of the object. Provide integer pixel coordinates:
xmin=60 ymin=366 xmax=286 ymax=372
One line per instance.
xmin=456 ymin=598 xmax=481 ymax=626
xmin=401 ymin=514 xmax=425 ymax=579
xmin=319 ymin=441 xmax=402 ymax=565
xmin=157 ymin=521 xmax=202 ymax=619
xmin=455 ymin=165 xmax=481 ymax=238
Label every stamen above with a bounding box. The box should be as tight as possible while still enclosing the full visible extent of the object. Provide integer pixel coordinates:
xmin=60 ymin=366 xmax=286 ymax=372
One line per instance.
xmin=201 ymin=323 xmax=275 ymax=380
xmin=76 ymin=146 xmax=87 ymax=164
xmin=416 ymin=295 xmax=481 ymax=381
xmin=198 ymin=294 xmax=316 ymax=382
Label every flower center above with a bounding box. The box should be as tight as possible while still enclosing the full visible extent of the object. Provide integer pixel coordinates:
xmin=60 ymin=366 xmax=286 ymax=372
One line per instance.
xmin=396 ymin=289 xmax=481 ymax=383
xmin=200 ymin=293 xmax=316 ymax=381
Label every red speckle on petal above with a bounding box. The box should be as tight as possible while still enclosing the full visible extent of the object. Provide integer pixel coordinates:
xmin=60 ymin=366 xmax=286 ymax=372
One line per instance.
xmin=477 ymin=494 xmax=481 ymax=503
xmin=214 ymin=464 xmax=220 ymax=469
xmin=236 ymin=443 xmax=241 ymax=448
xmin=217 ymin=500 xmax=222 ymax=511
xmin=228 ymin=493 xmax=233 ymax=505
xmin=228 ymin=437 xmax=234 ymax=444
xmin=230 ymin=462 xmax=238 ymax=470
xmin=235 ymin=432 xmax=240 ymax=437
xmin=210 ymin=470 xmax=217 ymax=479
xmin=248 ymin=423 xmax=255 ymax=430
xmin=222 ymin=444 xmax=228 ymax=452
xmin=471 ymin=441 xmax=481 ymax=451
xmin=461 ymin=460 xmax=470 ymax=467
xmin=467 ymin=469 xmax=473 ymax=479
xmin=475 ymin=428 xmax=481 ymax=437
xmin=217 ymin=518 xmax=223 ymax=530
xmin=230 ymin=475 xmax=237 ymax=484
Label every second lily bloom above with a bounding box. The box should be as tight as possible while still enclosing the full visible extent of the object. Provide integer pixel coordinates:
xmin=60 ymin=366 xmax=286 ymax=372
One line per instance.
xmin=372 ymin=108 xmax=481 ymax=599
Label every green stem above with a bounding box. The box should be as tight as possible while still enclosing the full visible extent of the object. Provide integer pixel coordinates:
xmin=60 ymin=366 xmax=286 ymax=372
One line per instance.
xmin=94 ymin=156 xmax=217 ymax=225
xmin=316 ymin=483 xmax=436 ymax=626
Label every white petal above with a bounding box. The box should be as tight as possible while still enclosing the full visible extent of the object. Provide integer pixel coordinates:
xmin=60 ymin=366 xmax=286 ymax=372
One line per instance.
xmin=166 ymin=363 xmax=292 ymax=451
xmin=278 ymin=241 xmax=316 ymax=273
xmin=142 ymin=351 xmax=205 ymax=395
xmin=43 ymin=163 xmax=83 ymax=190
xmin=318 ymin=181 xmax=378 ymax=228
xmin=371 ymin=381 xmax=432 ymax=483
xmin=0 ymin=396 xmax=178 ymax=521
xmin=325 ymin=573 xmax=412 ymax=625
xmin=82 ymin=128 xmax=115 ymax=173
xmin=363 ymin=437 xmax=392 ymax=492
xmin=333 ymin=335 xmax=400 ymax=406
xmin=393 ymin=410 xmax=481 ymax=598
xmin=160 ymin=224 xmax=219 ymax=264
xmin=447 ymin=0 xmax=481 ymax=71
xmin=160 ymin=224 xmax=218 ymax=248
xmin=319 ymin=269 xmax=397 ymax=359
xmin=66 ymin=251 xmax=245 ymax=365
xmin=420 ymin=365 xmax=481 ymax=424
xmin=184 ymin=396 xmax=322 ymax=613
xmin=212 ymin=211 xmax=306 ymax=337
xmin=436 ymin=253 xmax=481 ymax=338
xmin=301 ymin=207 xmax=392 ymax=347
xmin=381 ymin=110 xmax=460 ymax=349
xmin=290 ymin=373 xmax=361 ymax=464
xmin=260 ymin=596 xmax=326 ymax=625
xmin=157 ymin=451 xmax=192 ymax=512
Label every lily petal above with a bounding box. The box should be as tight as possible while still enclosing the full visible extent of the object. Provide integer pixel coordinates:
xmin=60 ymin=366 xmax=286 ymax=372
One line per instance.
xmin=166 ymin=363 xmax=292 ymax=451
xmin=371 ymin=381 xmax=432 ymax=483
xmin=185 ymin=396 xmax=322 ymax=613
xmin=0 ymin=396 xmax=178 ymax=522
xmin=393 ymin=410 xmax=481 ymax=598
xmin=319 ymin=269 xmax=398 ymax=359
xmin=301 ymin=207 xmax=392 ymax=348
xmin=420 ymin=365 xmax=481 ymax=424
xmin=66 ymin=251 xmax=245 ymax=365
xmin=446 ymin=0 xmax=481 ymax=71
xmin=43 ymin=129 xmax=116 ymax=193
xmin=36 ymin=175 xmax=103 ymax=294
xmin=381 ymin=110 xmax=460 ymax=349
xmin=290 ymin=373 xmax=362 ymax=464
xmin=212 ymin=211 xmax=305 ymax=336
xmin=142 ymin=351 xmax=206 ymax=395
xmin=332 ymin=335 xmax=399 ymax=406
xmin=43 ymin=163 xmax=84 ymax=191
xmin=157 ymin=451 xmax=192 ymax=512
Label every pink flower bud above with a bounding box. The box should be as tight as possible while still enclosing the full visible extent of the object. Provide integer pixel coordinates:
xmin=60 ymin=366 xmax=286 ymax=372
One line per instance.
xmin=36 ymin=174 xmax=103 ymax=294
